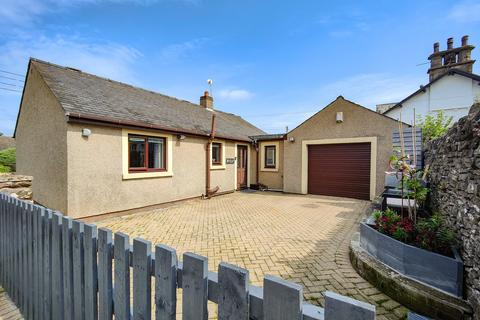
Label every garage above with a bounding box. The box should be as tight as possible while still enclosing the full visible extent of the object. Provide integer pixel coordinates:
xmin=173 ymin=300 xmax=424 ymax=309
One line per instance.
xmin=307 ymin=142 xmax=371 ymax=200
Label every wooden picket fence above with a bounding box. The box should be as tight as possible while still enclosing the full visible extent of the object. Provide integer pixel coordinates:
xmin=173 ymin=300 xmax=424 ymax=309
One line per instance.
xmin=0 ymin=193 xmax=376 ymax=320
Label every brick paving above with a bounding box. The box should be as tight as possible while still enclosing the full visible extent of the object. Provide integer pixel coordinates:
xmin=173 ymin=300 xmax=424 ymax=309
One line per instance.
xmin=0 ymin=287 xmax=23 ymax=320
xmin=97 ymin=191 xmax=408 ymax=319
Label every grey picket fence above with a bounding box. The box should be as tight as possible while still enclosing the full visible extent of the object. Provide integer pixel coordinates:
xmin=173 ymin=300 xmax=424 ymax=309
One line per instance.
xmin=0 ymin=193 xmax=376 ymax=320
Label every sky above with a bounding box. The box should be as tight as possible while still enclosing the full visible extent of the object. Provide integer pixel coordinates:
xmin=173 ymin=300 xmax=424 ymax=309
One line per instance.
xmin=1 ymin=0 xmax=480 ymax=136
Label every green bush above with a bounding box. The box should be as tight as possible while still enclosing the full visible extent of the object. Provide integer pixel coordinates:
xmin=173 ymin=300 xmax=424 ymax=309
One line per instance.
xmin=417 ymin=110 xmax=453 ymax=142
xmin=0 ymin=164 xmax=11 ymax=173
xmin=0 ymin=147 xmax=15 ymax=167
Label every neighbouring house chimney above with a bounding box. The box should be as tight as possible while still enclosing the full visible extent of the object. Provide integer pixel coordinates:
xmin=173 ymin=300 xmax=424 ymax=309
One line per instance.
xmin=200 ymin=91 xmax=213 ymax=109
xmin=428 ymin=35 xmax=476 ymax=81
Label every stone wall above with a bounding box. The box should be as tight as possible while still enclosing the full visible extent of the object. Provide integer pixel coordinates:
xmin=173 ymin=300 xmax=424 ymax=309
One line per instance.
xmin=424 ymin=103 xmax=480 ymax=318
xmin=0 ymin=174 xmax=32 ymax=200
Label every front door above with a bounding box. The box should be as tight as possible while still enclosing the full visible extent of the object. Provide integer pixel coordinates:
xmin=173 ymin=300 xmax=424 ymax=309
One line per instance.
xmin=237 ymin=145 xmax=248 ymax=189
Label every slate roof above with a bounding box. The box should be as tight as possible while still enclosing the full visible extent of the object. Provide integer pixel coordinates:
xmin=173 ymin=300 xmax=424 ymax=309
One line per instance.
xmin=27 ymin=59 xmax=265 ymax=141
xmin=386 ymin=69 xmax=480 ymax=113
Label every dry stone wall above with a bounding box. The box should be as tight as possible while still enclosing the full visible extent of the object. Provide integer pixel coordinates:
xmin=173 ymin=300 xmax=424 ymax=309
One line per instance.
xmin=424 ymin=103 xmax=480 ymax=318
xmin=0 ymin=174 xmax=32 ymax=200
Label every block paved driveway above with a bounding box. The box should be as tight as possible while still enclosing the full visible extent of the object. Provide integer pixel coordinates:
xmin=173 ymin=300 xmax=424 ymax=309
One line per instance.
xmin=96 ymin=191 xmax=408 ymax=319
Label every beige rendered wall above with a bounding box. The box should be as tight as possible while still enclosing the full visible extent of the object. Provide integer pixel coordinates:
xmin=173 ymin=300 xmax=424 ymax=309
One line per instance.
xmin=258 ymin=140 xmax=284 ymax=190
xmin=15 ymin=64 xmax=68 ymax=213
xmin=210 ymin=140 xmax=236 ymax=192
xmin=284 ymin=97 xmax=400 ymax=198
xmin=66 ymin=124 xmax=242 ymax=218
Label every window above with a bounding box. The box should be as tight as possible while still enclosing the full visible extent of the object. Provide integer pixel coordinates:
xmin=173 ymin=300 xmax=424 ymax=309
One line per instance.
xmin=212 ymin=142 xmax=222 ymax=165
xmin=128 ymin=135 xmax=166 ymax=172
xmin=265 ymin=145 xmax=276 ymax=168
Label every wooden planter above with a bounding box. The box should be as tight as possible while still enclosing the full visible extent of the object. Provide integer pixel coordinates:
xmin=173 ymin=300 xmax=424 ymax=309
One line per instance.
xmin=360 ymin=223 xmax=463 ymax=297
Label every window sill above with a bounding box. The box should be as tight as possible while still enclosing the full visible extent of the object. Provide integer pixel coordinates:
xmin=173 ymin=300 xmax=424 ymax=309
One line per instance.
xmin=123 ymin=171 xmax=173 ymax=180
xmin=261 ymin=167 xmax=279 ymax=172
xmin=211 ymin=165 xmax=226 ymax=170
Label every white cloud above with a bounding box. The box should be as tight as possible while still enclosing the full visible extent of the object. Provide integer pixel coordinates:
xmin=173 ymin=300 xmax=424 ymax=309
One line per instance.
xmin=449 ymin=1 xmax=480 ymax=23
xmin=318 ymin=73 xmax=424 ymax=108
xmin=0 ymin=34 xmax=141 ymax=83
xmin=0 ymin=0 xmax=199 ymax=26
xmin=158 ymin=38 xmax=209 ymax=62
xmin=217 ymin=89 xmax=253 ymax=101
xmin=0 ymin=33 xmax=143 ymax=135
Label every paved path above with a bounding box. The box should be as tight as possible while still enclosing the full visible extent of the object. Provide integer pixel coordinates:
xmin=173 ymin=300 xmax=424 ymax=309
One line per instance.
xmin=0 ymin=287 xmax=22 ymax=320
xmin=97 ymin=191 xmax=408 ymax=319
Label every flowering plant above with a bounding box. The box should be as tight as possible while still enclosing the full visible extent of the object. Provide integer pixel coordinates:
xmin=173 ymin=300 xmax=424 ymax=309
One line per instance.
xmin=372 ymin=210 xmax=456 ymax=256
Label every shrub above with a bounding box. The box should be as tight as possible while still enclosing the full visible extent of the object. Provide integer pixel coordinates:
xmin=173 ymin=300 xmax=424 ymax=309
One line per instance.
xmin=0 ymin=147 xmax=16 ymax=169
xmin=373 ymin=210 xmax=456 ymax=256
xmin=416 ymin=213 xmax=456 ymax=255
xmin=417 ymin=110 xmax=453 ymax=142
xmin=0 ymin=164 xmax=10 ymax=173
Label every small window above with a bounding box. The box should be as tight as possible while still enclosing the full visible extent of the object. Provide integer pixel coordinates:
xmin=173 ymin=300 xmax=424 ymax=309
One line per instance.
xmin=212 ymin=142 xmax=222 ymax=165
xmin=265 ymin=145 xmax=276 ymax=168
xmin=129 ymin=135 xmax=166 ymax=172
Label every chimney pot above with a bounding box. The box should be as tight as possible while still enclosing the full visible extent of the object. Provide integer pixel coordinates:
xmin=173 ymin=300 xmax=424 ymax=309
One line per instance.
xmin=204 ymin=91 xmax=209 ymax=97
xmin=434 ymin=42 xmax=440 ymax=53
xmin=462 ymin=35 xmax=469 ymax=46
xmin=447 ymin=37 xmax=454 ymax=49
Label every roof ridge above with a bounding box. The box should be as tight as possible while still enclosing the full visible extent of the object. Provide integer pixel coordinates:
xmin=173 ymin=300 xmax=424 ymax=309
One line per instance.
xmin=30 ymin=57 xmax=210 ymax=111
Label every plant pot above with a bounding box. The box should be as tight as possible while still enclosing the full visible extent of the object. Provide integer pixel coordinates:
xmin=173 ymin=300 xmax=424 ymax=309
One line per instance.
xmin=360 ymin=223 xmax=463 ymax=297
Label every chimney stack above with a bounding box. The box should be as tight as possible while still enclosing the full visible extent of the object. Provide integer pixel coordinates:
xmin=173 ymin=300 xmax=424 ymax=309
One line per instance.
xmin=427 ymin=35 xmax=475 ymax=81
xmin=200 ymin=91 xmax=213 ymax=109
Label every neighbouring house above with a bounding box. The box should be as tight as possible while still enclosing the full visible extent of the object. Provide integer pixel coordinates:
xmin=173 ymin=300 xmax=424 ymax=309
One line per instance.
xmin=14 ymin=58 xmax=405 ymax=218
xmin=0 ymin=136 xmax=15 ymax=151
xmin=378 ymin=35 xmax=480 ymax=125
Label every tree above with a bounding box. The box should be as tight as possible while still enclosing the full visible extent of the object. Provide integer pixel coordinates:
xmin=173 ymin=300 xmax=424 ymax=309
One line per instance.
xmin=0 ymin=132 xmax=3 ymax=136
xmin=417 ymin=111 xmax=453 ymax=143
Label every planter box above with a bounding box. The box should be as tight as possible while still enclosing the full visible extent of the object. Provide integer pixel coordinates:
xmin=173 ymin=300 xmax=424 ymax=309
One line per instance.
xmin=360 ymin=223 xmax=463 ymax=297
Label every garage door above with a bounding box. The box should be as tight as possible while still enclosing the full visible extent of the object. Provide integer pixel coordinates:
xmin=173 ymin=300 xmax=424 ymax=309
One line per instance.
xmin=308 ymin=143 xmax=371 ymax=200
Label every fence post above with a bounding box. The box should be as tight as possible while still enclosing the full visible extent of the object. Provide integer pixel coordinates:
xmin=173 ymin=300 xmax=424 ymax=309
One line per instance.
xmin=98 ymin=228 xmax=113 ymax=320
xmin=133 ymin=238 xmax=152 ymax=320
xmin=26 ymin=203 xmax=34 ymax=320
xmin=43 ymin=210 xmax=53 ymax=320
xmin=182 ymin=252 xmax=208 ymax=320
xmin=63 ymin=216 xmax=75 ymax=319
xmin=72 ymin=220 xmax=85 ymax=320
xmin=155 ymin=244 xmax=177 ymax=320
xmin=324 ymin=291 xmax=376 ymax=320
xmin=0 ymin=194 xmax=5 ymax=288
xmin=114 ymin=232 xmax=131 ymax=320
xmin=52 ymin=212 xmax=64 ymax=320
xmin=218 ymin=262 xmax=249 ymax=320
xmin=263 ymin=275 xmax=303 ymax=320
xmin=84 ymin=223 xmax=99 ymax=320
xmin=36 ymin=207 xmax=45 ymax=319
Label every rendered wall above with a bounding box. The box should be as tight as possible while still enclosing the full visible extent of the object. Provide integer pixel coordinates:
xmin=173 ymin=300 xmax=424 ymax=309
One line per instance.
xmin=284 ymin=97 xmax=400 ymax=197
xmin=258 ymin=140 xmax=284 ymax=190
xmin=386 ymin=75 xmax=480 ymax=125
xmin=15 ymin=64 xmax=68 ymax=213
xmin=66 ymin=124 xmax=239 ymax=218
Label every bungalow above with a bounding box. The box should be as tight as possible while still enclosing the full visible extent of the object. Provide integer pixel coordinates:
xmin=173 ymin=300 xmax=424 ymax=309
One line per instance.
xmin=15 ymin=58 xmax=403 ymax=218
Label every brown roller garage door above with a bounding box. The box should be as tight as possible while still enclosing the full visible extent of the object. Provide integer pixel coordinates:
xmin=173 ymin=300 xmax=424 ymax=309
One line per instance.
xmin=308 ymin=143 xmax=371 ymax=200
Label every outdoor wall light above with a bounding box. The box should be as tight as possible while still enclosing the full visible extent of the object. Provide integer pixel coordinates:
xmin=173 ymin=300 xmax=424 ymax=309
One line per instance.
xmin=289 ymin=137 xmax=295 ymax=142
xmin=177 ymin=134 xmax=186 ymax=140
xmin=81 ymin=128 xmax=92 ymax=137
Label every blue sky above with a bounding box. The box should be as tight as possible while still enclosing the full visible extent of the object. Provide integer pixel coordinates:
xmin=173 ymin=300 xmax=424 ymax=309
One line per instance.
xmin=1 ymin=0 xmax=480 ymax=136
